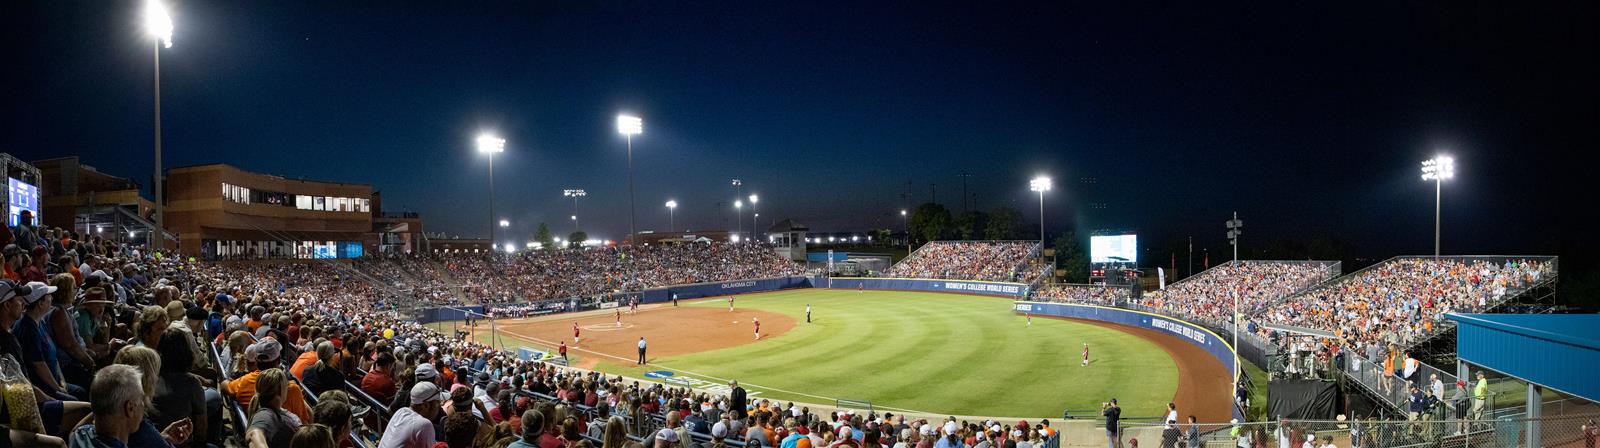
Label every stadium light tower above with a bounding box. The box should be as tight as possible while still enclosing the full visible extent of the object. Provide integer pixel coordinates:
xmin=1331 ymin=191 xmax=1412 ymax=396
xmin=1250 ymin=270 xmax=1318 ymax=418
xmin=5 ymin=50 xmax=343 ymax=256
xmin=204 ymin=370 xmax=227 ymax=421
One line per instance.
xmin=144 ymin=0 xmax=174 ymax=250
xmin=617 ymin=115 xmax=643 ymax=245
xmin=563 ymin=189 xmax=586 ymax=233
xmin=900 ymin=209 xmax=909 ymax=254
xmin=665 ymin=200 xmax=678 ymax=232
xmin=1029 ymin=176 xmax=1052 ymax=256
xmin=749 ymin=194 xmax=759 ymax=240
xmin=1420 ymin=155 xmax=1455 ymax=259
xmin=730 ymin=179 xmax=743 ymax=235
xmin=1225 ymin=211 xmax=1244 ymax=391
xmin=476 ymin=134 xmax=506 ymax=245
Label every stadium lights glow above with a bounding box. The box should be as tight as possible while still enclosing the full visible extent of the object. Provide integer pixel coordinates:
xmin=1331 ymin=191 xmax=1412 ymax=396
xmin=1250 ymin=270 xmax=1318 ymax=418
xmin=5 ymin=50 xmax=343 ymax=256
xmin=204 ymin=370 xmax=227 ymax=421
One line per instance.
xmin=900 ymin=209 xmax=906 ymax=216
xmin=476 ymin=134 xmax=506 ymax=153
xmin=748 ymin=194 xmax=758 ymax=204
xmin=505 ymin=243 xmax=518 ymax=253
xmin=735 ymin=200 xmax=742 ymax=209
xmin=145 ymin=0 xmax=174 ymax=48
xmin=828 ymin=236 xmax=835 ymax=242
xmin=1420 ymin=155 xmax=1455 ymax=180
xmin=1030 ymin=175 xmax=1052 ymax=260
xmin=499 ymin=219 xmax=510 ymax=227
xmin=851 ymin=236 xmax=859 ymax=242
xmin=616 ymin=115 xmax=643 ymax=136
xmin=1029 ymin=176 xmax=1052 ymax=192
xmin=730 ymin=234 xmax=741 ymax=243
xmin=571 ymin=215 xmax=577 ymax=221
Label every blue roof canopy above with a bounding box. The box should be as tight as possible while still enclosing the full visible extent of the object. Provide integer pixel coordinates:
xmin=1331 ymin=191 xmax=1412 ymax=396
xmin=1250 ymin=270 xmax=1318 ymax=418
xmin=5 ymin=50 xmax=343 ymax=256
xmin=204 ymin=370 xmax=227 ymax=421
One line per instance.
xmin=1447 ymin=313 xmax=1600 ymax=402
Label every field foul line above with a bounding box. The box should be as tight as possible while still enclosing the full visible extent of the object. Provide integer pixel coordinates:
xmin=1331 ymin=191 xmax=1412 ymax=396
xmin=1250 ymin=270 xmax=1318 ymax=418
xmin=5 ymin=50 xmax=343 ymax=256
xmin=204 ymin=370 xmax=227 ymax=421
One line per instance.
xmin=489 ymin=326 xmax=936 ymax=416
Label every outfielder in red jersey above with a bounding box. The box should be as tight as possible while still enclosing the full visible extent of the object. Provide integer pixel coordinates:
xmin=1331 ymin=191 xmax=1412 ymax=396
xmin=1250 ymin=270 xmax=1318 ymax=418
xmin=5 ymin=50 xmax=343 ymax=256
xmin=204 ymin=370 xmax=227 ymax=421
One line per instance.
xmin=753 ymin=316 xmax=761 ymax=340
xmin=615 ymin=309 xmax=622 ymax=327
xmin=574 ymin=323 xmax=581 ymax=344
xmin=1082 ymin=342 xmax=1090 ymax=366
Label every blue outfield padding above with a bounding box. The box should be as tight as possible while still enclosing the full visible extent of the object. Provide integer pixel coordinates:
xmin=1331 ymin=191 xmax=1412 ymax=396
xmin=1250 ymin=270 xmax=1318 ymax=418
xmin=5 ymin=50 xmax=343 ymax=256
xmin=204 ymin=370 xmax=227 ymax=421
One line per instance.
xmin=820 ymin=277 xmax=1031 ymax=298
xmin=636 ymin=276 xmax=813 ymax=303
xmin=1013 ymin=301 xmax=1243 ymax=421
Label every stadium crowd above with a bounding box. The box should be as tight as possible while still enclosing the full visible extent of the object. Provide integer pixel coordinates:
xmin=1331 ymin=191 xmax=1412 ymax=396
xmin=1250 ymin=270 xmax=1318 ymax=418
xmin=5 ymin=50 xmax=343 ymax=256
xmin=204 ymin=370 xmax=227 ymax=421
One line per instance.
xmin=1 ymin=218 xmax=1068 ymax=448
xmin=1253 ymin=257 xmax=1554 ymax=349
xmin=1136 ymin=261 xmax=1336 ymax=325
xmin=884 ymin=242 xmax=1040 ymax=283
xmin=1030 ymin=285 xmax=1130 ymax=306
xmin=434 ymin=244 xmax=803 ymax=305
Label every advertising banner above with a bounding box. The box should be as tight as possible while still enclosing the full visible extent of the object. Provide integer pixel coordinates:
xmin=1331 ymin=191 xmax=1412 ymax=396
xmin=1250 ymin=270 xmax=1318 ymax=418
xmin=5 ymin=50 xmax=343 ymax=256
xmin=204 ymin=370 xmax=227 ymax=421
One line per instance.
xmin=823 ymin=277 xmax=1030 ymax=298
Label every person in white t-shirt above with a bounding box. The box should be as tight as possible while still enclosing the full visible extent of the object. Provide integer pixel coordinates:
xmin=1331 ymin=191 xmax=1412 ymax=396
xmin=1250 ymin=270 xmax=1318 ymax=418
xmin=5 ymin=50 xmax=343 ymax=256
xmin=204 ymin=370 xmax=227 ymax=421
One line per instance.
xmin=380 ymin=382 xmax=447 ymax=448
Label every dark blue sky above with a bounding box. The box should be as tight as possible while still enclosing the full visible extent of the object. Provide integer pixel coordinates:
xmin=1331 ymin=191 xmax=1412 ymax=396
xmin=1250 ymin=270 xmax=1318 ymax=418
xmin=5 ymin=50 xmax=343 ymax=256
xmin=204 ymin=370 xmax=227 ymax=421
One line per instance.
xmin=3 ymin=1 xmax=1595 ymax=269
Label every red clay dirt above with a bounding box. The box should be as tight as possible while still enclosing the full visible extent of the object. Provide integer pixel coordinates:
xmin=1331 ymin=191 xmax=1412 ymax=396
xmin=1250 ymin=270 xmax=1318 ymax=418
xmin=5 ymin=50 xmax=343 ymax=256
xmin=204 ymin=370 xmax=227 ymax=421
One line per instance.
xmin=1042 ymin=315 xmax=1235 ymax=424
xmin=470 ymin=302 xmax=796 ymax=370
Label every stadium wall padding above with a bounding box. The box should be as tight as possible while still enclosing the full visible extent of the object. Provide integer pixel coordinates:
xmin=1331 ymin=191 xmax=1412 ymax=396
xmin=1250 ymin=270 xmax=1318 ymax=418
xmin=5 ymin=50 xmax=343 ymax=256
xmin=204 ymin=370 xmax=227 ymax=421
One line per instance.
xmin=417 ymin=305 xmax=487 ymax=323
xmin=1012 ymin=301 xmax=1243 ymax=421
xmin=820 ymin=277 xmax=1031 ymax=298
xmin=617 ymin=276 xmax=813 ymax=303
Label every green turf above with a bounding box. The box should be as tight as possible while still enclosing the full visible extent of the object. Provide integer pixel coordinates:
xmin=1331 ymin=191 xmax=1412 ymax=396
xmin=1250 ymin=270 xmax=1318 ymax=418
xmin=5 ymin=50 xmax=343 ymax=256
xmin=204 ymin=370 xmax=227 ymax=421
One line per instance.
xmin=571 ymin=289 xmax=1178 ymax=418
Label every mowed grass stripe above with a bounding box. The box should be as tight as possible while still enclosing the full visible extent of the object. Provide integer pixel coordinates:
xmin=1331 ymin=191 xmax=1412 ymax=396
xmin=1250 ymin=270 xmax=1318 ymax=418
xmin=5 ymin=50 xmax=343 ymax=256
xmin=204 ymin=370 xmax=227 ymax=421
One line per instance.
xmin=487 ymin=290 xmax=1180 ymax=418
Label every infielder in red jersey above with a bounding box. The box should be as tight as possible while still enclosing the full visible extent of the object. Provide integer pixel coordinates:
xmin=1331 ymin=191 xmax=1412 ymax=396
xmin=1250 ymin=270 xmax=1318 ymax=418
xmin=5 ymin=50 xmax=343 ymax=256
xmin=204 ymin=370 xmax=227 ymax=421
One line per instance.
xmin=574 ymin=322 xmax=581 ymax=344
xmin=753 ymin=317 xmax=761 ymax=340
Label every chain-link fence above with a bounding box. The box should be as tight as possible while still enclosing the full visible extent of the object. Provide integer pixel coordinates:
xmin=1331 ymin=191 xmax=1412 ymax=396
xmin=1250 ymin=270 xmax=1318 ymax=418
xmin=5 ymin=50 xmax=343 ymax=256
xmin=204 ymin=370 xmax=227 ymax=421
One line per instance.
xmin=1121 ymin=413 xmax=1599 ymax=448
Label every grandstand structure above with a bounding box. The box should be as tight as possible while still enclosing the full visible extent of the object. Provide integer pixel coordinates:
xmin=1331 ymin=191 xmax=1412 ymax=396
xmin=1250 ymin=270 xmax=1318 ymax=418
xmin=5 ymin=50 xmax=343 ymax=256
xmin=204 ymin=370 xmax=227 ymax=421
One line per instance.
xmin=882 ymin=240 xmax=1044 ymax=283
xmin=1250 ymin=255 xmax=1559 ymax=416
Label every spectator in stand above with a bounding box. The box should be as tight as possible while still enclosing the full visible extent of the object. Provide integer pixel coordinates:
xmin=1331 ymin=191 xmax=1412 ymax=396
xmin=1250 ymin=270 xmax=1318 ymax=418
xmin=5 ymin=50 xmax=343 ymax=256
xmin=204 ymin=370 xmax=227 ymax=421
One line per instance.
xmin=883 ymin=242 xmax=1041 ymax=283
xmin=16 ymin=280 xmax=84 ymax=400
xmin=363 ymin=352 xmax=399 ymax=405
xmin=246 ymin=368 xmax=300 ymax=448
xmin=224 ymin=338 xmax=313 ymax=423
xmin=150 ymin=328 xmax=208 ymax=447
xmin=382 ymin=381 xmax=448 ymax=448
xmin=68 ymin=364 xmax=145 ymax=448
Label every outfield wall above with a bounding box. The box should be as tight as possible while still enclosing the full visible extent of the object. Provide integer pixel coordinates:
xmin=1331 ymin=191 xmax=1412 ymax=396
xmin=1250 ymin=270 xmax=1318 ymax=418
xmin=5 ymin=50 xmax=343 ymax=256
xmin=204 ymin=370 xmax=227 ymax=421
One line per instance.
xmin=819 ymin=276 xmax=1031 ymax=298
xmin=629 ymin=276 xmax=812 ymax=303
xmin=1013 ymin=301 xmax=1243 ymax=421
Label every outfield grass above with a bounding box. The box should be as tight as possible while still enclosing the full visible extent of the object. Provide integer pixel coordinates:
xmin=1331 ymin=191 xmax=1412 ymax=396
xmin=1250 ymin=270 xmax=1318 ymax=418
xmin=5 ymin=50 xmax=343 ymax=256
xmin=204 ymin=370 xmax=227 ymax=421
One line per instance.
xmin=579 ymin=289 xmax=1178 ymax=418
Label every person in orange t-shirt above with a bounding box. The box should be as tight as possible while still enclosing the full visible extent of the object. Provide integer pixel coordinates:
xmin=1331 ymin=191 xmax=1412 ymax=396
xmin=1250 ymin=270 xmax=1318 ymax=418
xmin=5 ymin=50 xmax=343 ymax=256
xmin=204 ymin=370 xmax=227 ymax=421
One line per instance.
xmin=224 ymin=338 xmax=313 ymax=423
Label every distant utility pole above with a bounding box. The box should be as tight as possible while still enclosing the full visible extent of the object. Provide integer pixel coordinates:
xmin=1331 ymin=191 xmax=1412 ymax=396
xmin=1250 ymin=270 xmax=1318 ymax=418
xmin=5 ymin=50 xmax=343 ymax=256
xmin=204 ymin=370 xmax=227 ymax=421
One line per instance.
xmin=1187 ymin=236 xmax=1193 ymax=278
xmin=956 ymin=173 xmax=973 ymax=213
xmin=930 ymin=183 xmax=937 ymax=204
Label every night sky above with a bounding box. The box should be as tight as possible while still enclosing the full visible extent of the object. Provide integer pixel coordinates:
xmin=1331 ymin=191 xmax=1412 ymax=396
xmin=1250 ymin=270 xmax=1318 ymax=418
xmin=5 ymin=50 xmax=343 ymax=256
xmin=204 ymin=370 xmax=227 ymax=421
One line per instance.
xmin=3 ymin=2 xmax=1596 ymax=278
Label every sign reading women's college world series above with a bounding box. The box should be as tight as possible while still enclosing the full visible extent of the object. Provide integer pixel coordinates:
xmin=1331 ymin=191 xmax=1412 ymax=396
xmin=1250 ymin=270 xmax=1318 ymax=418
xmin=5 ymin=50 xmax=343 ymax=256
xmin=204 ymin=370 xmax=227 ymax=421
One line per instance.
xmin=823 ymin=277 xmax=1030 ymax=298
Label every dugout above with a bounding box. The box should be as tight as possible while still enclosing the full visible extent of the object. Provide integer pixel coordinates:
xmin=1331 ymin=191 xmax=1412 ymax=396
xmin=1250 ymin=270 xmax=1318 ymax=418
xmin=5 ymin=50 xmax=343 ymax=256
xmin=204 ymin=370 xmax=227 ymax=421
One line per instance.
xmin=1446 ymin=313 xmax=1600 ymax=447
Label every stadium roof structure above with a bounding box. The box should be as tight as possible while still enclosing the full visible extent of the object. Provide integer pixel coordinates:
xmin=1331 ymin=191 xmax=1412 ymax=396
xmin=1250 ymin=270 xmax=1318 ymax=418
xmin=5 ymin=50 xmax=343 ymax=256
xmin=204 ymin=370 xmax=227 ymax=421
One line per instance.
xmin=1446 ymin=313 xmax=1600 ymax=402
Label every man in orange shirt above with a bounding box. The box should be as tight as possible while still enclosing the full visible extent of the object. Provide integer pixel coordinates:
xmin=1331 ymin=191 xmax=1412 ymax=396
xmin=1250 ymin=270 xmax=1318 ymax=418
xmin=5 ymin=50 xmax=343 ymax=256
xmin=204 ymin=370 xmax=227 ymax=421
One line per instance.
xmin=289 ymin=341 xmax=319 ymax=379
xmin=244 ymin=305 xmax=266 ymax=332
xmin=223 ymin=338 xmax=312 ymax=423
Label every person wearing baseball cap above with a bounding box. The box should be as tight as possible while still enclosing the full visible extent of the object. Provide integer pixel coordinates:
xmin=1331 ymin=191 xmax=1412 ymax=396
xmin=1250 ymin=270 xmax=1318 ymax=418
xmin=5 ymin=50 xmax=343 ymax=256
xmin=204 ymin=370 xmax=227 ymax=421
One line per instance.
xmin=15 ymin=280 xmax=85 ymax=400
xmin=380 ymin=382 xmax=448 ymax=448
xmin=223 ymin=337 xmax=312 ymax=424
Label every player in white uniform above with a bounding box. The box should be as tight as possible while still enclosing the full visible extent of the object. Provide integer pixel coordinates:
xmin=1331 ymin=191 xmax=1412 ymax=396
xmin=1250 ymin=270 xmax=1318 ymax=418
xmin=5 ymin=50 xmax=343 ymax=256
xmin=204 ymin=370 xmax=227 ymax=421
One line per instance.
xmin=728 ymin=296 xmax=735 ymax=312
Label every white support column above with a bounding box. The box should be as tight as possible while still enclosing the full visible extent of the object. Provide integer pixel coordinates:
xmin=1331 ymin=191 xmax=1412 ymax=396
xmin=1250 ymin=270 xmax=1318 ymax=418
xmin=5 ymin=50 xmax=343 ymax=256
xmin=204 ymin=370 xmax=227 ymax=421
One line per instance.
xmin=1526 ymin=383 xmax=1542 ymax=448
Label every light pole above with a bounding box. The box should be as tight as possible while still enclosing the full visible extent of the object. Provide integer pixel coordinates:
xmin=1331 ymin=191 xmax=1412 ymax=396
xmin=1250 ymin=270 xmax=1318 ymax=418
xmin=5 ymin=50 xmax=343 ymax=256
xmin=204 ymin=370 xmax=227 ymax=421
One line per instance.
xmin=748 ymin=194 xmax=759 ymax=241
xmin=1029 ymin=176 xmax=1051 ymax=256
xmin=617 ymin=115 xmax=643 ymax=245
xmin=144 ymin=0 xmax=173 ymax=250
xmin=1421 ymin=155 xmax=1455 ymax=258
xmin=730 ymin=179 xmax=742 ymax=235
xmin=900 ymin=209 xmax=909 ymax=254
xmin=734 ymin=199 xmax=743 ymax=242
xmin=665 ymin=200 xmax=678 ymax=232
xmin=476 ymin=134 xmax=506 ymax=246
xmin=563 ymin=189 xmax=586 ymax=233
xmin=1225 ymin=212 xmax=1244 ymax=391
